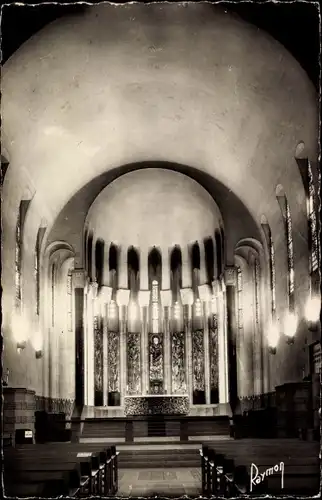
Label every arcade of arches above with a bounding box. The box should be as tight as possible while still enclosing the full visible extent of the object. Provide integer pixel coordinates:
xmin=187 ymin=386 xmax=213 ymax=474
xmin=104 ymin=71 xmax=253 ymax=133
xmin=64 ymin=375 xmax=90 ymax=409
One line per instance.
xmin=1 ymin=3 xmax=321 ymax=436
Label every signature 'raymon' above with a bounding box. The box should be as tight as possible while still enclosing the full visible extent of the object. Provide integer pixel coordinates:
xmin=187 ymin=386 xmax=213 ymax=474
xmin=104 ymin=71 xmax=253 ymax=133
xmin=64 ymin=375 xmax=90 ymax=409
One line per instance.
xmin=250 ymin=462 xmax=285 ymax=492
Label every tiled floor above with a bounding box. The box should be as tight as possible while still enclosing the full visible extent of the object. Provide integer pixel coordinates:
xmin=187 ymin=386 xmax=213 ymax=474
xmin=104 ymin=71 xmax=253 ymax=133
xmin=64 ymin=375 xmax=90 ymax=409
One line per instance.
xmin=118 ymin=468 xmax=202 ymax=497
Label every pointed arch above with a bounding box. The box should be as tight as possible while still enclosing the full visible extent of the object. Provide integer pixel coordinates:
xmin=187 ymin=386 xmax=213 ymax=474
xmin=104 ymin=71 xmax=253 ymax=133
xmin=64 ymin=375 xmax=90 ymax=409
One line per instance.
xmin=215 ymin=229 xmax=222 ymax=278
xmin=95 ymin=238 xmax=105 ymax=286
xmin=148 ymin=247 xmax=162 ymax=288
xmin=276 ymin=185 xmax=295 ymax=311
xmin=204 ymin=237 xmax=215 ymax=283
xmin=170 ymin=245 xmax=182 ymax=290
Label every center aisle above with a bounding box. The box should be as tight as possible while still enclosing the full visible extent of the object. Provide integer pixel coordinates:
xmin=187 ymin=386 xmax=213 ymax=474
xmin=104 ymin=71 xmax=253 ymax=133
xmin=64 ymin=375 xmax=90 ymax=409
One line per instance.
xmin=118 ymin=468 xmax=201 ymax=497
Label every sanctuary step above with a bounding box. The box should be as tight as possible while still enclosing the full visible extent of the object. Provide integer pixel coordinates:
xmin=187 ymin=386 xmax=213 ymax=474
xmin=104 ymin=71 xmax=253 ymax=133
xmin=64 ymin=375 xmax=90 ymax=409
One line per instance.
xmin=81 ymin=416 xmax=230 ymax=441
xmin=118 ymin=447 xmax=200 ymax=469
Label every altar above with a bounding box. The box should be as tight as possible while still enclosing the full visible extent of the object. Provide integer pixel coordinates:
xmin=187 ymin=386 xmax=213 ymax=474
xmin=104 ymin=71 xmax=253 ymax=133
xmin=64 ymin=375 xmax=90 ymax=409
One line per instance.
xmin=124 ymin=395 xmax=190 ymax=416
xmin=84 ymin=279 xmax=231 ymax=417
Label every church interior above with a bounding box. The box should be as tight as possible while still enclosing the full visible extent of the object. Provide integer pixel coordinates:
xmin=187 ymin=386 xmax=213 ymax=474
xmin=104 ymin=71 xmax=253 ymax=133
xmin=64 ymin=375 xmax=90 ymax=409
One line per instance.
xmin=1 ymin=2 xmax=321 ymax=497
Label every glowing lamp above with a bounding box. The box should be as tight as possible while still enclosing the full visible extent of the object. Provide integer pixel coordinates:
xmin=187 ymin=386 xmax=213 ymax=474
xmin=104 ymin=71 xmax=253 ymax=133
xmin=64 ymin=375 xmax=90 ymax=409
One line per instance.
xmin=267 ymin=322 xmax=279 ymax=354
xmin=108 ymin=300 xmax=117 ymax=320
xmin=305 ymin=296 xmax=320 ymax=324
xmin=195 ymin=299 xmax=202 ymax=317
xmin=32 ymin=329 xmax=43 ymax=359
xmin=283 ymin=311 xmax=298 ymax=344
xmin=12 ymin=313 xmax=28 ymax=352
xmin=173 ymin=301 xmax=181 ymax=320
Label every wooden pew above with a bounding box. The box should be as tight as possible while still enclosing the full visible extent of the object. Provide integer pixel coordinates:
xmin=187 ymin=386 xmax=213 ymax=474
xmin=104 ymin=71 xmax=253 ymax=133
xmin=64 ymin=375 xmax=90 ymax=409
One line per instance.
xmin=203 ymin=442 xmax=320 ymax=496
xmin=4 ymin=444 xmax=119 ymax=496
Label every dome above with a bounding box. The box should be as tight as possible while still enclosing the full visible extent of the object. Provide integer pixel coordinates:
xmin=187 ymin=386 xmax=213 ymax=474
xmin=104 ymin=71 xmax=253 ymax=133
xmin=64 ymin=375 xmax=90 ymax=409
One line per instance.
xmin=86 ymin=169 xmax=222 ymax=249
xmin=2 ymin=2 xmax=317 ymax=232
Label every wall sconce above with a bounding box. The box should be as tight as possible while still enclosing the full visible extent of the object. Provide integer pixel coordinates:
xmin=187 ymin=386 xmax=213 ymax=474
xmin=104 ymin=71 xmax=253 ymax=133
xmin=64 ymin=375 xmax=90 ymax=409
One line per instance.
xmin=267 ymin=322 xmax=279 ymax=355
xmin=284 ymin=311 xmax=298 ymax=345
xmin=35 ymin=349 xmax=43 ymax=359
xmin=305 ymin=296 xmax=320 ymax=331
xmin=17 ymin=340 xmax=27 ymax=354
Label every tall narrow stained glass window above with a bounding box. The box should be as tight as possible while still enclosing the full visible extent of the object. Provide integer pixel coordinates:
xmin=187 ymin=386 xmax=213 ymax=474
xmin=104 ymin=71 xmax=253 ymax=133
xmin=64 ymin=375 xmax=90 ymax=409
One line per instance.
xmin=285 ymin=199 xmax=295 ymax=308
xmin=67 ymin=270 xmax=72 ymax=331
xmin=237 ymin=267 xmax=243 ymax=330
xmin=254 ymin=258 xmax=261 ymax=325
xmin=35 ymin=230 xmax=41 ymax=315
xmin=308 ymin=161 xmax=319 ymax=273
xmin=52 ymin=264 xmax=56 ymax=327
xmin=269 ymin=232 xmax=276 ymax=318
xmin=15 ymin=208 xmax=22 ymax=307
xmin=152 ymin=280 xmax=159 ymax=333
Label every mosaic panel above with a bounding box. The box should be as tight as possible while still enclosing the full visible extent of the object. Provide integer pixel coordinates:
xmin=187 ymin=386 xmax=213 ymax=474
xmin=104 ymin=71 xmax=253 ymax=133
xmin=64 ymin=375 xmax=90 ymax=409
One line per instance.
xmin=192 ymin=329 xmax=205 ymax=391
xmin=149 ymin=333 xmax=164 ymax=394
xmin=171 ymin=331 xmax=186 ymax=394
xmin=209 ymin=318 xmax=219 ymax=394
xmin=94 ymin=315 xmax=103 ymax=396
xmin=124 ymin=395 xmax=189 ymax=416
xmin=127 ymin=332 xmax=141 ymax=395
xmin=108 ymin=330 xmax=120 ymax=392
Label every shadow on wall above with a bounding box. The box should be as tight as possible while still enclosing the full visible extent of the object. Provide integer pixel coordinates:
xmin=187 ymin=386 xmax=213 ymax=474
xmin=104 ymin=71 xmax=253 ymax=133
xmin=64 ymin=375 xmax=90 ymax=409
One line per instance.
xmin=47 ymin=161 xmax=261 ymax=265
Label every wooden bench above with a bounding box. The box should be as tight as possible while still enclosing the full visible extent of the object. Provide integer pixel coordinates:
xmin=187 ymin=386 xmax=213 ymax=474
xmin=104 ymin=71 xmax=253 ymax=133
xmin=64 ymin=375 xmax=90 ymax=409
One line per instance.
xmin=4 ymin=444 xmax=119 ymax=497
xmin=201 ymin=442 xmax=320 ymax=496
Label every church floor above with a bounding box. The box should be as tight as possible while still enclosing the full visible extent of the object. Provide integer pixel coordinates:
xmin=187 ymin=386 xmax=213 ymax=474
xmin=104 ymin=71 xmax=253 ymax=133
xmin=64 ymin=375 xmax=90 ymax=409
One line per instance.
xmin=118 ymin=468 xmax=201 ymax=497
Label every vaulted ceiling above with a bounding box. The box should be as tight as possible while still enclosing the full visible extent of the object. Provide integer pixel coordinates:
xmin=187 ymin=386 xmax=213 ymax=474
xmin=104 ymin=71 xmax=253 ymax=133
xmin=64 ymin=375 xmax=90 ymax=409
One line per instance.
xmin=2 ymin=3 xmax=318 ymax=240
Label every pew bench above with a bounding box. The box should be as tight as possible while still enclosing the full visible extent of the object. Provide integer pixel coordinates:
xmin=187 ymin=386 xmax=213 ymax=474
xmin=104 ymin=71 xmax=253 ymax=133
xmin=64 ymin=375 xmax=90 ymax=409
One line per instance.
xmin=4 ymin=444 xmax=119 ymax=497
xmin=201 ymin=443 xmax=320 ymax=496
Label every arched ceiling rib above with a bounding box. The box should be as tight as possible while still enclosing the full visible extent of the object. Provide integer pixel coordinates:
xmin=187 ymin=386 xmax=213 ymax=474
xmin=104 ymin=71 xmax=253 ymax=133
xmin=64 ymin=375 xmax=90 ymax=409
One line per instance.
xmin=2 ymin=3 xmax=318 ymax=236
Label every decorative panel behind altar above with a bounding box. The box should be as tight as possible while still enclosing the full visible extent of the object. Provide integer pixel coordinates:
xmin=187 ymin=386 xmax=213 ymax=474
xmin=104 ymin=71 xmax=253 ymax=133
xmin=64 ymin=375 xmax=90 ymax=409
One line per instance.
xmin=171 ymin=332 xmax=186 ymax=394
xmin=107 ymin=331 xmax=120 ymax=393
xmin=209 ymin=315 xmax=219 ymax=403
xmin=127 ymin=332 xmax=141 ymax=395
xmin=149 ymin=333 xmax=164 ymax=394
xmin=192 ymin=329 xmax=205 ymax=392
xmin=94 ymin=315 xmax=103 ymax=406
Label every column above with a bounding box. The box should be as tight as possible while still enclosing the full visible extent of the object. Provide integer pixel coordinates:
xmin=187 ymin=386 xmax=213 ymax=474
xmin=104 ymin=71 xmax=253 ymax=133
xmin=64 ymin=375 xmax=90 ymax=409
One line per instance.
xmin=217 ymin=279 xmax=229 ymax=406
xmin=72 ymin=269 xmax=86 ymax=407
xmin=120 ymin=306 xmax=127 ymax=405
xmin=163 ymin=307 xmax=170 ymax=394
xmin=118 ymin=247 xmax=128 ymax=289
xmin=199 ymin=240 xmax=207 ymax=284
xmin=161 ymin=290 xmax=172 ymax=394
xmin=103 ymin=307 xmax=108 ymax=406
xmin=186 ymin=304 xmax=193 ymax=404
xmin=162 ymin=247 xmax=170 ymax=290
xmin=181 ymin=245 xmax=192 ymax=288
xmin=103 ymin=241 xmax=110 ymax=286
xmin=138 ymin=290 xmax=150 ymax=394
xmin=224 ymin=266 xmax=238 ymax=412
xmin=140 ymin=249 xmax=149 ymax=290
xmin=203 ymin=302 xmax=211 ymax=404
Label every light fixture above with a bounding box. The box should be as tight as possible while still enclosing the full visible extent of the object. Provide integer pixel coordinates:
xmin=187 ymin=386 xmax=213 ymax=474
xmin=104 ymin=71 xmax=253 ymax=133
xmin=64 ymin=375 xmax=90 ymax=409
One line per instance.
xmin=32 ymin=328 xmax=43 ymax=358
xmin=305 ymin=296 xmax=320 ymax=330
xmin=283 ymin=311 xmax=298 ymax=345
xmin=17 ymin=340 xmax=27 ymax=354
xmin=108 ymin=300 xmax=117 ymax=320
xmin=173 ymin=301 xmax=180 ymax=320
xmin=267 ymin=322 xmax=279 ymax=355
xmin=195 ymin=299 xmax=202 ymax=317
xmin=12 ymin=313 xmax=28 ymax=353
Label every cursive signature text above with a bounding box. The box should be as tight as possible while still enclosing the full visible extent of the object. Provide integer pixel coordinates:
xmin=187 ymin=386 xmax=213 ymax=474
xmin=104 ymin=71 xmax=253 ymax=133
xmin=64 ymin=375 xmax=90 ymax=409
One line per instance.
xmin=250 ymin=461 xmax=284 ymax=492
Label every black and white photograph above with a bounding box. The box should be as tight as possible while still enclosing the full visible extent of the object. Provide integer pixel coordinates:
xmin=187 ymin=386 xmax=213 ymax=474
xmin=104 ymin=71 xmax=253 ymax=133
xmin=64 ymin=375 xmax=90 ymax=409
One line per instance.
xmin=1 ymin=0 xmax=321 ymax=497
